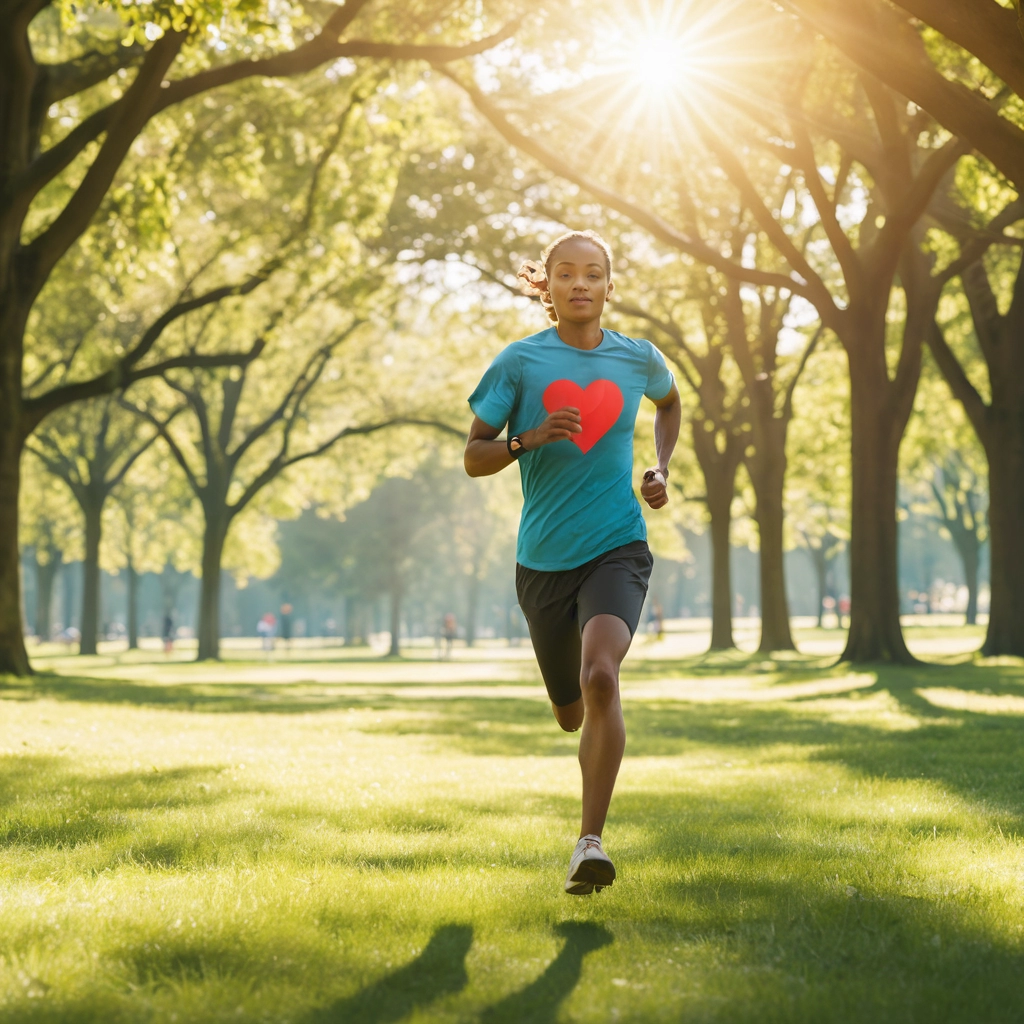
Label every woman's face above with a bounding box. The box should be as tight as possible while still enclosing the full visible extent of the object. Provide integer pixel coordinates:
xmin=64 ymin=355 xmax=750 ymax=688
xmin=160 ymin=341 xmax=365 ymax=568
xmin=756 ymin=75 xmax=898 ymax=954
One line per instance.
xmin=544 ymin=238 xmax=613 ymax=324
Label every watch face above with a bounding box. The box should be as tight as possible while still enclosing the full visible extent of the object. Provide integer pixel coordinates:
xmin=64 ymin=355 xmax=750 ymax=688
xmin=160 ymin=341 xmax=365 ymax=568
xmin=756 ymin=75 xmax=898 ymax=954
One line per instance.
xmin=510 ymin=438 xmax=522 ymax=451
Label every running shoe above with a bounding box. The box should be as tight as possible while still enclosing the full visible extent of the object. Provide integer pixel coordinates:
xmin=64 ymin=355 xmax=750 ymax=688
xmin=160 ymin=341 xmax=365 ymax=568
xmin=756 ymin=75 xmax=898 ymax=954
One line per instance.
xmin=564 ymin=834 xmax=616 ymax=895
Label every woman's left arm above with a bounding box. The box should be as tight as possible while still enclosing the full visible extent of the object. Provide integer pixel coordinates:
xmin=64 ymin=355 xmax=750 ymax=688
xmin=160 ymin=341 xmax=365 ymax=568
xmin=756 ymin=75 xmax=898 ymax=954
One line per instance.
xmin=641 ymin=383 xmax=681 ymax=510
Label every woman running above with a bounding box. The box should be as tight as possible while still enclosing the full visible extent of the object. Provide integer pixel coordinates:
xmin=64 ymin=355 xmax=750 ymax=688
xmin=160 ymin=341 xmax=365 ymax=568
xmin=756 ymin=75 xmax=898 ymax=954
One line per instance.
xmin=464 ymin=229 xmax=681 ymax=894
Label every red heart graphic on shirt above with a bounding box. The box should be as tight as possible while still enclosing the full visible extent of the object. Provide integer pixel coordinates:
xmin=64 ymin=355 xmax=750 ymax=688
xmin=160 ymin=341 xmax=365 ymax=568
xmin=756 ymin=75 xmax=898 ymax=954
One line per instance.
xmin=542 ymin=379 xmax=624 ymax=454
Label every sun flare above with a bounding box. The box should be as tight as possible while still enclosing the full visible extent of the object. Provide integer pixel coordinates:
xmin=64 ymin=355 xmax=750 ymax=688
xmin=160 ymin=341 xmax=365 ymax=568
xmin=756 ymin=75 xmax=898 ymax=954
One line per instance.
xmin=625 ymin=34 xmax=694 ymax=93
xmin=563 ymin=0 xmax=777 ymax=180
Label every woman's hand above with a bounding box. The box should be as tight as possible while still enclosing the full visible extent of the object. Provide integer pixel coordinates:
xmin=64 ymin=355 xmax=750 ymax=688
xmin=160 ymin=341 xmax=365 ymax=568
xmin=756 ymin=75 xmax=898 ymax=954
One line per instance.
xmin=641 ymin=468 xmax=669 ymax=509
xmin=521 ymin=406 xmax=581 ymax=449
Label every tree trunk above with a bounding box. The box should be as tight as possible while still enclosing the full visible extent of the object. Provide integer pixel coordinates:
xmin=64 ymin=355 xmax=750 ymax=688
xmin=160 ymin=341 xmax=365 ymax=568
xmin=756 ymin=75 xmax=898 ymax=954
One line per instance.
xmin=982 ymin=438 xmax=1024 ymax=655
xmin=0 ymin=300 xmax=30 ymax=675
xmin=196 ymin=511 xmax=229 ymax=660
xmin=126 ymin=560 xmax=139 ymax=649
xmin=692 ymin=423 xmax=743 ymax=651
xmin=388 ymin=586 xmax=401 ymax=657
xmin=34 ymin=552 xmax=58 ymax=641
xmin=841 ymin=350 xmax=915 ymax=663
xmin=808 ymin=546 xmax=828 ymax=628
xmin=706 ymin=482 xmax=735 ymax=651
xmin=747 ymin=451 xmax=795 ymax=652
xmin=960 ymin=538 xmax=979 ymax=628
xmin=79 ymin=500 xmax=103 ymax=655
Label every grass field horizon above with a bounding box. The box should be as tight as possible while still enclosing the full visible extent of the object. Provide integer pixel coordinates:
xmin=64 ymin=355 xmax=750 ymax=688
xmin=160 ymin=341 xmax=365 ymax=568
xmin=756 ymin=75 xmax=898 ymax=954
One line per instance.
xmin=3 ymin=626 xmax=1023 ymax=1022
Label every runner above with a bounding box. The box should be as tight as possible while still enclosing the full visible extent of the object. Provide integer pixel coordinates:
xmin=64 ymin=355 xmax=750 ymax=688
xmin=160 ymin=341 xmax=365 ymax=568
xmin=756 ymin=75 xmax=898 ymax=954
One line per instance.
xmin=464 ymin=229 xmax=681 ymax=895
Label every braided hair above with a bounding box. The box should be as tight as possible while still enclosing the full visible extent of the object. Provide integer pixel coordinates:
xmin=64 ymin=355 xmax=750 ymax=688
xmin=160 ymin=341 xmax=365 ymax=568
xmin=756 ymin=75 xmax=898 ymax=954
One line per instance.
xmin=516 ymin=230 xmax=614 ymax=324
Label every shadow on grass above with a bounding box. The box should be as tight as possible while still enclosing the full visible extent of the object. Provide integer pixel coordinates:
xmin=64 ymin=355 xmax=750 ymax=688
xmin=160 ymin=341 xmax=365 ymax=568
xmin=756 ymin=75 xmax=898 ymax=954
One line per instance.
xmin=480 ymin=921 xmax=612 ymax=1024
xmin=306 ymin=923 xmax=473 ymax=1024
xmin=0 ymin=754 xmax=268 ymax=869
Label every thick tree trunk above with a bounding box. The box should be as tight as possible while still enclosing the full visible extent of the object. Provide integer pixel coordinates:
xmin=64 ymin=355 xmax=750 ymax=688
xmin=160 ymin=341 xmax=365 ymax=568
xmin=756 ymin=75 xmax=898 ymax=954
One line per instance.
xmin=0 ymin=298 xmax=30 ymax=676
xmin=388 ymin=586 xmax=401 ymax=657
xmin=706 ymin=484 xmax=735 ymax=651
xmin=983 ymin=439 xmax=1024 ymax=655
xmin=748 ymin=453 xmax=796 ymax=652
xmin=196 ymin=512 xmax=228 ymax=661
xmin=34 ymin=552 xmax=58 ymax=641
xmin=79 ymin=500 xmax=103 ymax=655
xmin=841 ymin=352 xmax=915 ymax=663
xmin=126 ymin=561 xmax=139 ymax=649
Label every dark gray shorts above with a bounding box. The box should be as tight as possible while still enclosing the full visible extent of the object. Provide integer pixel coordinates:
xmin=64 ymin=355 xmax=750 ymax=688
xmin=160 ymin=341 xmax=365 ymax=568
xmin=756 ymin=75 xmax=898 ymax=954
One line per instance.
xmin=515 ymin=540 xmax=654 ymax=707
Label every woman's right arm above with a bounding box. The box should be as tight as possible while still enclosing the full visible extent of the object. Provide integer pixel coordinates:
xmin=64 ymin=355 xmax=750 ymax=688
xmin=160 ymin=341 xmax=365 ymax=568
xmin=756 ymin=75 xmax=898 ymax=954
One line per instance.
xmin=463 ymin=408 xmax=582 ymax=478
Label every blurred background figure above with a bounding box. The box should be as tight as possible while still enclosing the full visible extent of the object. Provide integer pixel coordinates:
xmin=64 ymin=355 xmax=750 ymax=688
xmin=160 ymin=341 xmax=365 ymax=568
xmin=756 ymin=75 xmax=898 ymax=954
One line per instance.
xmin=162 ymin=611 xmax=175 ymax=656
xmin=257 ymin=612 xmax=277 ymax=654
xmin=443 ymin=612 xmax=457 ymax=660
xmin=279 ymin=602 xmax=293 ymax=651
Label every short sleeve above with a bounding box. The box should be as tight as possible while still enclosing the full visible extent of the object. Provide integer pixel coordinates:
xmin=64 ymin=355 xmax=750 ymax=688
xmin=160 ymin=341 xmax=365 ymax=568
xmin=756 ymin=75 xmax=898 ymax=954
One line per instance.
xmin=468 ymin=347 xmax=520 ymax=430
xmin=644 ymin=341 xmax=674 ymax=401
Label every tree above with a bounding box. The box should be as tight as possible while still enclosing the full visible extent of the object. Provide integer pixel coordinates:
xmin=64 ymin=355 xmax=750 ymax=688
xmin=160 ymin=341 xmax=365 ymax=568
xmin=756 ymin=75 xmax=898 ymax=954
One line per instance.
xmin=0 ymin=0 xmax=515 ymax=675
xmin=109 ymin=445 xmax=199 ymax=649
xmin=787 ymin=345 xmax=851 ymax=628
xmin=18 ymin=451 xmax=81 ymax=640
xmin=25 ymin=396 xmax=159 ymax=653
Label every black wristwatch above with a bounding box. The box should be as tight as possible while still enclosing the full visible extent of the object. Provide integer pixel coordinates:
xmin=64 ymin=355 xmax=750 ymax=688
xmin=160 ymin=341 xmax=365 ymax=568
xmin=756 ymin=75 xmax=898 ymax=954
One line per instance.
xmin=507 ymin=434 xmax=527 ymax=459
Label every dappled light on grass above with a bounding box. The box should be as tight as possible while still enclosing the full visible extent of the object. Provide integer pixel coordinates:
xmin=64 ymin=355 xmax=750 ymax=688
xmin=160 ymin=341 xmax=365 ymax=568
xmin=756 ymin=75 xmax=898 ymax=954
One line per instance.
xmin=2 ymin=632 xmax=1024 ymax=1021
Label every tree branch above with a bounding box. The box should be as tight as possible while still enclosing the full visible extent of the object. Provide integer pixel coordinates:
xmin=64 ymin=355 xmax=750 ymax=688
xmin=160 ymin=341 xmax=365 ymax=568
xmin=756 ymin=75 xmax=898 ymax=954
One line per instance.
xmin=693 ymin=114 xmax=840 ymax=321
xmin=789 ymin=116 xmax=863 ymax=298
xmin=120 ymin=398 xmax=204 ymax=497
xmin=925 ymin=318 xmax=991 ymax=446
xmin=780 ymin=0 xmax=1024 ymax=188
xmin=40 ymin=43 xmax=147 ymax=105
xmin=230 ymin=416 xmax=463 ymax=515
xmin=23 ymin=30 xmax=187 ymax=292
xmin=21 ymin=348 xmax=262 ymax=436
xmin=892 ymin=0 xmax=1024 ymax=100
xmin=782 ymin=324 xmax=825 ymax=420
xmin=438 ymin=67 xmax=812 ymax=299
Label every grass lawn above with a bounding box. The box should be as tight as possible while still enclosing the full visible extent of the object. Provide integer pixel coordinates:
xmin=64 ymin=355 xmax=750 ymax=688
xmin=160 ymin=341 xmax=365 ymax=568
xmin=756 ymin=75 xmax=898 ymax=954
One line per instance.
xmin=2 ymin=626 xmax=1023 ymax=1023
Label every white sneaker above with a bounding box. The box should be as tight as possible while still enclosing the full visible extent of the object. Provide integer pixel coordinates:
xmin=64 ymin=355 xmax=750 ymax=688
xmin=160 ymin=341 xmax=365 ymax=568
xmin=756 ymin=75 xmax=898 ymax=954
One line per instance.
xmin=564 ymin=834 xmax=616 ymax=895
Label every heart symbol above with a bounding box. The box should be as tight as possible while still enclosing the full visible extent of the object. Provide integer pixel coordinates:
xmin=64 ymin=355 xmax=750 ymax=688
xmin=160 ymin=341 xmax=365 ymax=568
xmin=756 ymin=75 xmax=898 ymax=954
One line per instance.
xmin=542 ymin=379 xmax=624 ymax=454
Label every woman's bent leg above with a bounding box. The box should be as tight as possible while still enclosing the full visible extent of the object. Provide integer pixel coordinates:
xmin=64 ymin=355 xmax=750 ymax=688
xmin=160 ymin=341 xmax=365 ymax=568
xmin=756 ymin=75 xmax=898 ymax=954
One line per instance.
xmin=578 ymin=613 xmax=632 ymax=838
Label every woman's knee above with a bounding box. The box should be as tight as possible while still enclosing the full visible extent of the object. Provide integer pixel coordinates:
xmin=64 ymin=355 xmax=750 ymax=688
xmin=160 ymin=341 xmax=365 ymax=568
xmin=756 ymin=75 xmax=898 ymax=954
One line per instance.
xmin=580 ymin=662 xmax=619 ymax=705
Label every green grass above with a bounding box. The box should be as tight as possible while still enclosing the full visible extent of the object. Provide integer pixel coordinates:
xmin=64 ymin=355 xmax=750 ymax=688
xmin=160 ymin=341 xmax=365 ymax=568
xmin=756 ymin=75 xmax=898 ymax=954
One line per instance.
xmin=2 ymin=627 xmax=1023 ymax=1023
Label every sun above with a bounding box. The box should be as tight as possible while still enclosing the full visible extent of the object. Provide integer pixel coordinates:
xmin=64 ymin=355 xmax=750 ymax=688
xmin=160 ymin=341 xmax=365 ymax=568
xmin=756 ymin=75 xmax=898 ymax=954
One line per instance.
xmin=558 ymin=0 xmax=776 ymax=177
xmin=625 ymin=34 xmax=694 ymax=93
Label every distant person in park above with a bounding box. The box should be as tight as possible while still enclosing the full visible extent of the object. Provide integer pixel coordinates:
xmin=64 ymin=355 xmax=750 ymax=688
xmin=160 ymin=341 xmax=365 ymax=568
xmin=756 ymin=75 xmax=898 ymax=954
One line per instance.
xmin=648 ymin=599 xmax=664 ymax=641
xmin=279 ymin=602 xmax=293 ymax=649
xmin=257 ymin=612 xmax=276 ymax=653
xmin=162 ymin=611 xmax=175 ymax=656
xmin=464 ymin=229 xmax=681 ymax=896
xmin=443 ymin=612 xmax=457 ymax=659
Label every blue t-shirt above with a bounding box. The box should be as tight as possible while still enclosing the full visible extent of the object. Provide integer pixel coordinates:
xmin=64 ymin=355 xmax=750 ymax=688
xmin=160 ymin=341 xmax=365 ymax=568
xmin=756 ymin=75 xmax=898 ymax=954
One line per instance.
xmin=468 ymin=327 xmax=674 ymax=571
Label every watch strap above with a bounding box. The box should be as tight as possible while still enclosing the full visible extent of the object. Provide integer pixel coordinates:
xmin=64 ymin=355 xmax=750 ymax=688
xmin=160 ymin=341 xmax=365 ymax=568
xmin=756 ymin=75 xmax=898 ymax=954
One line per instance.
xmin=507 ymin=435 xmax=526 ymax=459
